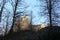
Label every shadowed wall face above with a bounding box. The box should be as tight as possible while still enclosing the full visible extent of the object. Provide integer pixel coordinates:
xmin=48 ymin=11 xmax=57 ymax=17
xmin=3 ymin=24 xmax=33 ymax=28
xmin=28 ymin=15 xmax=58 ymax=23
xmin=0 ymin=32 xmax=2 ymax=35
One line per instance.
xmin=13 ymin=16 xmax=30 ymax=32
xmin=32 ymin=24 xmax=48 ymax=31
xmin=20 ymin=16 xmax=30 ymax=30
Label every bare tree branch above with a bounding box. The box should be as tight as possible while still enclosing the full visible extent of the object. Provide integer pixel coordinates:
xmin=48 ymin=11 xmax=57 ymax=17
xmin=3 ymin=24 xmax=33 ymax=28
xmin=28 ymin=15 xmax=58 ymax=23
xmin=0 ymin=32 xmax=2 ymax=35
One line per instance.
xmin=0 ymin=0 xmax=6 ymax=22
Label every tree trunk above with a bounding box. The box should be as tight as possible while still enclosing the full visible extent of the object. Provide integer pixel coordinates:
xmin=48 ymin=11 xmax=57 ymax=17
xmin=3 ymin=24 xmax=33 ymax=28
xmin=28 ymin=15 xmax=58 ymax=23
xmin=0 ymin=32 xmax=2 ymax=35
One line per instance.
xmin=10 ymin=0 xmax=18 ymax=32
xmin=49 ymin=0 xmax=52 ymax=27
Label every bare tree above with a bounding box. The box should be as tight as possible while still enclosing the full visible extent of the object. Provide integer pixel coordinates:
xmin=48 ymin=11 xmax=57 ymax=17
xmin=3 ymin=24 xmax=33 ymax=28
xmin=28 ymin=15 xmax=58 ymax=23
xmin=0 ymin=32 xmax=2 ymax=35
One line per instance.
xmin=5 ymin=12 xmax=9 ymax=34
xmin=10 ymin=0 xmax=19 ymax=32
xmin=40 ymin=0 xmax=53 ymax=26
xmin=0 ymin=0 xmax=6 ymax=22
xmin=39 ymin=0 xmax=53 ymax=26
xmin=48 ymin=0 xmax=52 ymax=26
xmin=44 ymin=0 xmax=52 ymax=26
xmin=52 ymin=0 xmax=60 ymax=26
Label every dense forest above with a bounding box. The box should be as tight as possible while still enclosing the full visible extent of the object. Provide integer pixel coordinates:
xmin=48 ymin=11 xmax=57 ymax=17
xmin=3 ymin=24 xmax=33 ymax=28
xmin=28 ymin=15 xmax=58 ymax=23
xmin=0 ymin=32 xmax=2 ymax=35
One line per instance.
xmin=0 ymin=0 xmax=60 ymax=40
